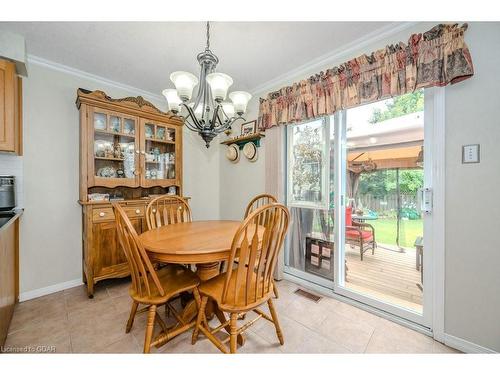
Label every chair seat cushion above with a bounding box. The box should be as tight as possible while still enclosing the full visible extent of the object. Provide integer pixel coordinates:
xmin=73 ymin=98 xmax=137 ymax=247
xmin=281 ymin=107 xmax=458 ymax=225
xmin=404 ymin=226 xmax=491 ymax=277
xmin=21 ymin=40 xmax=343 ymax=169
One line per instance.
xmin=346 ymin=229 xmax=373 ymax=241
xmin=130 ymin=264 xmax=200 ymax=304
xmin=199 ymin=271 xmax=273 ymax=312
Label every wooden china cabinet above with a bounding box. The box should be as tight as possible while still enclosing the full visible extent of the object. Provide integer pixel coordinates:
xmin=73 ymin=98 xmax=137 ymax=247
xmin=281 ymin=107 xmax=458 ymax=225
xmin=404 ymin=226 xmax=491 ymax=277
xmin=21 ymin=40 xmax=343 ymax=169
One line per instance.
xmin=76 ymin=89 xmax=184 ymax=297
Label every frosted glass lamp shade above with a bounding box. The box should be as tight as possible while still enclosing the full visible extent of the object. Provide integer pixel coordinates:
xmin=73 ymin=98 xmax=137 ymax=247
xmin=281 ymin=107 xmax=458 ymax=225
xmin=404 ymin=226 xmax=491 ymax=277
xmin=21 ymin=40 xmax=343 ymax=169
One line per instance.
xmin=229 ymin=91 xmax=252 ymax=115
xmin=162 ymin=89 xmax=182 ymax=113
xmin=170 ymin=71 xmax=198 ymax=101
xmin=221 ymin=102 xmax=235 ymax=119
xmin=206 ymin=72 xmax=233 ymax=101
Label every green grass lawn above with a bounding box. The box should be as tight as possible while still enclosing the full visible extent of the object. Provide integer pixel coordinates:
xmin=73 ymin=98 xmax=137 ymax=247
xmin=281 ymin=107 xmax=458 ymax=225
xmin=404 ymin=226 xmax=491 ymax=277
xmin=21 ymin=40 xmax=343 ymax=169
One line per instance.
xmin=369 ymin=218 xmax=423 ymax=248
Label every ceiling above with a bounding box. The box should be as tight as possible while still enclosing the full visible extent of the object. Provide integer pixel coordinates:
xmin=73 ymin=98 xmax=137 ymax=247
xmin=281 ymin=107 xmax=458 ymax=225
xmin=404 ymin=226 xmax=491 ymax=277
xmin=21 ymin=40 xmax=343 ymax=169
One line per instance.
xmin=0 ymin=22 xmax=397 ymax=96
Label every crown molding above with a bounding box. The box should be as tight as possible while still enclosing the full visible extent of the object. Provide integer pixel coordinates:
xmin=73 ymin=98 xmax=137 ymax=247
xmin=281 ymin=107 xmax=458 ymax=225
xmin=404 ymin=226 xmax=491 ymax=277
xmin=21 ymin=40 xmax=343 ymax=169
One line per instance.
xmin=250 ymin=22 xmax=420 ymax=96
xmin=27 ymin=54 xmax=164 ymax=102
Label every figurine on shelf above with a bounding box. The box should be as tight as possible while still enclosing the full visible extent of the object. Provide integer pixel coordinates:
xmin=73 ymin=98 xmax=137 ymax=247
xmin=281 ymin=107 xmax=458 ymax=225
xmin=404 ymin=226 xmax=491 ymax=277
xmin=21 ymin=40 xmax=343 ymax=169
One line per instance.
xmin=104 ymin=142 xmax=114 ymax=158
xmin=114 ymin=144 xmax=122 ymax=159
xmin=153 ymin=147 xmax=160 ymax=162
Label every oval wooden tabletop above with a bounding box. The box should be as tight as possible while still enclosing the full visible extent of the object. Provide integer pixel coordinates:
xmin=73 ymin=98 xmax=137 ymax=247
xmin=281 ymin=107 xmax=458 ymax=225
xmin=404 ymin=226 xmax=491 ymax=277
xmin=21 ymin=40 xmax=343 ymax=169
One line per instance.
xmin=139 ymin=220 xmax=242 ymax=264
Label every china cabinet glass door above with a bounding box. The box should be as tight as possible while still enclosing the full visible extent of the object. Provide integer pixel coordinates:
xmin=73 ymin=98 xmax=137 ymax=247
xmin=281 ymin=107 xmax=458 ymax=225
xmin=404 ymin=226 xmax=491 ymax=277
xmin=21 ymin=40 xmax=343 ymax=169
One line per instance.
xmin=90 ymin=108 xmax=139 ymax=187
xmin=139 ymin=119 xmax=179 ymax=189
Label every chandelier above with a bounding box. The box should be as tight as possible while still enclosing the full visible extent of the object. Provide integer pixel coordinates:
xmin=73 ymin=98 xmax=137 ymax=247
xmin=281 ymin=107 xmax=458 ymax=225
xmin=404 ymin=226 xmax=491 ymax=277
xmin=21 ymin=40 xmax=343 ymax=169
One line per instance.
xmin=162 ymin=22 xmax=252 ymax=148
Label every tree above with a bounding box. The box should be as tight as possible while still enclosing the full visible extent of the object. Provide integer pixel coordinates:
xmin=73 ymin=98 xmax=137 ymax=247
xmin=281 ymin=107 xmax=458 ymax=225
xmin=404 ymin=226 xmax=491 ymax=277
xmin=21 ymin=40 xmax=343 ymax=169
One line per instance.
xmin=291 ymin=125 xmax=322 ymax=197
xmin=358 ymin=169 xmax=423 ymax=196
xmin=369 ymin=90 xmax=424 ymax=124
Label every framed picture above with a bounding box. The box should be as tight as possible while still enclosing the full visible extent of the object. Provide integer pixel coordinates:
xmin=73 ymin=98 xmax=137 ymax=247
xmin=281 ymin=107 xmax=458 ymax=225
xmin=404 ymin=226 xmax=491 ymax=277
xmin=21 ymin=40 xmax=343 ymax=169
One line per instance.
xmin=241 ymin=120 xmax=257 ymax=136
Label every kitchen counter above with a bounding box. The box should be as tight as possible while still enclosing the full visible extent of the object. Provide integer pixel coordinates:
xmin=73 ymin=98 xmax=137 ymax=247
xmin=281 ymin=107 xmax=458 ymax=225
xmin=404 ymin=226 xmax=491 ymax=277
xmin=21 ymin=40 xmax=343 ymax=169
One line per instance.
xmin=0 ymin=208 xmax=23 ymax=232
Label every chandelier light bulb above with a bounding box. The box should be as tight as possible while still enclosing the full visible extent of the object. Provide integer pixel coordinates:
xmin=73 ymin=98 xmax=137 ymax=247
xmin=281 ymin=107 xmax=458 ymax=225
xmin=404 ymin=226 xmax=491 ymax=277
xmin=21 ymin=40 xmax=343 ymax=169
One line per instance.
xmin=229 ymin=91 xmax=252 ymax=115
xmin=170 ymin=71 xmax=199 ymax=101
xmin=163 ymin=22 xmax=246 ymax=148
xmin=206 ymin=72 xmax=233 ymax=101
xmin=221 ymin=102 xmax=235 ymax=119
xmin=162 ymin=89 xmax=182 ymax=113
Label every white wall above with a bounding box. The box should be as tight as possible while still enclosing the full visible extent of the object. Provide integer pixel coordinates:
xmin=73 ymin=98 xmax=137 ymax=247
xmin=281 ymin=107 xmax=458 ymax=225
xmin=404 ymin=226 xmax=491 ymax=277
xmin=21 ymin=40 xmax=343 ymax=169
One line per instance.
xmin=219 ymin=101 xmax=265 ymax=220
xmin=218 ymin=22 xmax=500 ymax=352
xmin=12 ymin=62 xmax=220 ymax=297
xmin=443 ymin=23 xmax=500 ymax=352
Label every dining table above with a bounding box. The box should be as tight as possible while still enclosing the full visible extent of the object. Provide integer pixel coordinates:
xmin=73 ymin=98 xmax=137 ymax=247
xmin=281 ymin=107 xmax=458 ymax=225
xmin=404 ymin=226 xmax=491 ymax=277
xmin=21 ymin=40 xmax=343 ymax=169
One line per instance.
xmin=138 ymin=220 xmax=246 ymax=345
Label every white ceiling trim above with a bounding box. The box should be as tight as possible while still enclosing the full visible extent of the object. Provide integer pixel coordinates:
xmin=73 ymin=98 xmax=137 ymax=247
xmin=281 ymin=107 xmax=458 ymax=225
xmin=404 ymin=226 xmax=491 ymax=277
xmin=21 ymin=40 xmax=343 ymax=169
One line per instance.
xmin=250 ymin=22 xmax=420 ymax=97
xmin=27 ymin=54 xmax=164 ymax=102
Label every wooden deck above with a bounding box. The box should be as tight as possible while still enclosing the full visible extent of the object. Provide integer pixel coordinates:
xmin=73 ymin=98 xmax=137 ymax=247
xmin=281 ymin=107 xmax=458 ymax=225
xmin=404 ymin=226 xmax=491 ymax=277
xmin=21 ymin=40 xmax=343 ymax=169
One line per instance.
xmin=345 ymin=244 xmax=423 ymax=312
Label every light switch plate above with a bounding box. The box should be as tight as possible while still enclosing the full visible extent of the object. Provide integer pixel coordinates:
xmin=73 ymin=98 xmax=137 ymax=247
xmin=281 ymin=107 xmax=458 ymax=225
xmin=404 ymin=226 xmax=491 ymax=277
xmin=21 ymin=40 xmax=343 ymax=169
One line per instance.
xmin=462 ymin=144 xmax=480 ymax=164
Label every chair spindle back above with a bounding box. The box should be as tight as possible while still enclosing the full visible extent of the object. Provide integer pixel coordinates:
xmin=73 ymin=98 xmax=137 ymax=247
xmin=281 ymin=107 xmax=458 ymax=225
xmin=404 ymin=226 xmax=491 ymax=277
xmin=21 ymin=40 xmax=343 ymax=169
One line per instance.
xmin=244 ymin=194 xmax=278 ymax=222
xmin=223 ymin=203 xmax=289 ymax=308
xmin=113 ymin=203 xmax=164 ymax=298
xmin=145 ymin=195 xmax=192 ymax=230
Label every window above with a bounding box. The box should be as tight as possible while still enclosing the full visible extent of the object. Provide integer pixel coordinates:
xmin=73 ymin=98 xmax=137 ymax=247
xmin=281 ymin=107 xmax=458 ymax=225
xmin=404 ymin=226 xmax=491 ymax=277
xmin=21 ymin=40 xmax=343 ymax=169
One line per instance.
xmin=286 ymin=118 xmax=329 ymax=209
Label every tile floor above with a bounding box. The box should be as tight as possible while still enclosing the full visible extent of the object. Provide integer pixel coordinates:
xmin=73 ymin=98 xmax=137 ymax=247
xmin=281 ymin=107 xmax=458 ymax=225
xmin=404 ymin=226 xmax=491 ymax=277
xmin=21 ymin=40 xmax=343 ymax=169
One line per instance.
xmin=3 ymin=278 xmax=459 ymax=354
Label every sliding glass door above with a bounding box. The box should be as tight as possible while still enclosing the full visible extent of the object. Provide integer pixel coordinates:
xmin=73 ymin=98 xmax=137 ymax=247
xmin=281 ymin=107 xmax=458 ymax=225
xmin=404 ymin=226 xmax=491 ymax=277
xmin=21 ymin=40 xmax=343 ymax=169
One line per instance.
xmin=285 ymin=116 xmax=335 ymax=288
xmin=285 ymin=90 xmax=434 ymax=327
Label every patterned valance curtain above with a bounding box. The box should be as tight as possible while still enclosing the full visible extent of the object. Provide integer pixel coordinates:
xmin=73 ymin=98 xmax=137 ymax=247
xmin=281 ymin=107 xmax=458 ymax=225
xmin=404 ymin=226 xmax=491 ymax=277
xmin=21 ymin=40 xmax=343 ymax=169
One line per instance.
xmin=258 ymin=23 xmax=473 ymax=130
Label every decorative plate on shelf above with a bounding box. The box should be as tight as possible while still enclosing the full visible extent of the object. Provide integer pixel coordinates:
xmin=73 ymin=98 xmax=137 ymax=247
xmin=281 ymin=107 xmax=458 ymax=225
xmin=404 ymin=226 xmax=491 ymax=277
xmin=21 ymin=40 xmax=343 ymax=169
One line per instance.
xmin=124 ymin=120 xmax=135 ymax=135
xmin=243 ymin=142 xmax=258 ymax=162
xmin=145 ymin=125 xmax=154 ymax=139
xmin=94 ymin=114 xmax=106 ymax=130
xmin=156 ymin=127 xmax=165 ymax=140
xmin=97 ymin=166 xmax=117 ymax=178
xmin=94 ymin=140 xmax=107 ymax=157
xmin=226 ymin=144 xmax=240 ymax=163
xmin=110 ymin=118 xmax=121 ymax=133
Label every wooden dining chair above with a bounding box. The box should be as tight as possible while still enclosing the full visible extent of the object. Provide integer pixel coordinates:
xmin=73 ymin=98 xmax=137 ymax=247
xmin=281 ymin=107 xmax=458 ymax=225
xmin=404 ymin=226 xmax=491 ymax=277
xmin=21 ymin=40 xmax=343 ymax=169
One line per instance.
xmin=244 ymin=193 xmax=278 ymax=219
xmin=192 ymin=203 xmax=290 ymax=354
xmin=145 ymin=195 xmax=192 ymax=230
xmin=112 ymin=203 xmax=201 ymax=353
xmin=244 ymin=193 xmax=280 ymax=298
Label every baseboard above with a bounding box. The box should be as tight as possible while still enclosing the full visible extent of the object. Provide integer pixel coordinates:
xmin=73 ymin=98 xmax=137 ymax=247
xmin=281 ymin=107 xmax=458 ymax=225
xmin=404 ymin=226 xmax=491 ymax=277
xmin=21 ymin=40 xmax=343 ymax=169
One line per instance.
xmin=19 ymin=279 xmax=83 ymax=302
xmin=443 ymin=334 xmax=497 ymax=354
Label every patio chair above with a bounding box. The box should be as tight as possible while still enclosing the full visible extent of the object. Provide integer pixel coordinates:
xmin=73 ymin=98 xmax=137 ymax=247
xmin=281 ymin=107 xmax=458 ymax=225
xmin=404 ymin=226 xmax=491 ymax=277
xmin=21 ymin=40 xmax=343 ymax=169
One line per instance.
xmin=345 ymin=207 xmax=376 ymax=261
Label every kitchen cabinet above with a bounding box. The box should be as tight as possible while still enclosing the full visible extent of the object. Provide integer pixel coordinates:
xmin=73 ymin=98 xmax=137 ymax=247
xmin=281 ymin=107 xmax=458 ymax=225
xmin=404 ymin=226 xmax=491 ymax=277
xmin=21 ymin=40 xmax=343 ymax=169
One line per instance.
xmin=0 ymin=210 xmax=21 ymax=346
xmin=0 ymin=58 xmax=22 ymax=154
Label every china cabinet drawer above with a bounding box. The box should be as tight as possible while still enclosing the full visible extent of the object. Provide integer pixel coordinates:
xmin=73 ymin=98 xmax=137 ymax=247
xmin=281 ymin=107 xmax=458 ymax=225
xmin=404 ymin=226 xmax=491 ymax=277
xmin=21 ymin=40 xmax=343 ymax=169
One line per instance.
xmin=92 ymin=205 xmax=144 ymax=222
xmin=124 ymin=206 xmax=145 ymax=219
xmin=92 ymin=207 xmax=114 ymax=222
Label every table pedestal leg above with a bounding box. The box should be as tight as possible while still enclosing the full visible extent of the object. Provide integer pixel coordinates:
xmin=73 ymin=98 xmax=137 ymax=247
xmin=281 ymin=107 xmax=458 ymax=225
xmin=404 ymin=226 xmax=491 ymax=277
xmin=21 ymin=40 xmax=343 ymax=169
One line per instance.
xmin=195 ymin=262 xmax=220 ymax=320
xmin=180 ymin=262 xmax=220 ymax=323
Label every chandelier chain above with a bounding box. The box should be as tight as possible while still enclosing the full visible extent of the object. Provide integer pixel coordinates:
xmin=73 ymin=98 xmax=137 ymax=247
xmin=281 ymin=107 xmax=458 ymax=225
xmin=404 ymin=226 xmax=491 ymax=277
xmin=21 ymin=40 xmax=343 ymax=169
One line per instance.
xmin=206 ymin=21 xmax=210 ymax=51
xmin=165 ymin=21 xmax=249 ymax=148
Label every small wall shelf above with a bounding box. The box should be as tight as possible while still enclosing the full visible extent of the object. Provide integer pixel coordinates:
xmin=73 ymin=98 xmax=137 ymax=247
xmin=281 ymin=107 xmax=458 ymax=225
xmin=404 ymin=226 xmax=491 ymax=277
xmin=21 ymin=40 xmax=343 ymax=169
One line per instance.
xmin=220 ymin=132 xmax=265 ymax=149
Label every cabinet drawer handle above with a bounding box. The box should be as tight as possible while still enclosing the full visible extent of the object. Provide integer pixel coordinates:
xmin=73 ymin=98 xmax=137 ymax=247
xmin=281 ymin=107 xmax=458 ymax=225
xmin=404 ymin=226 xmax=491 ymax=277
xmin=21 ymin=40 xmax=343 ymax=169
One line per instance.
xmin=135 ymin=209 xmax=140 ymax=214
xmin=152 ymin=209 xmax=157 ymax=213
xmin=99 ymin=212 xmax=105 ymax=217
xmin=141 ymin=150 xmax=146 ymax=155
xmin=135 ymin=150 xmax=140 ymax=154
